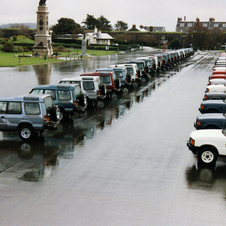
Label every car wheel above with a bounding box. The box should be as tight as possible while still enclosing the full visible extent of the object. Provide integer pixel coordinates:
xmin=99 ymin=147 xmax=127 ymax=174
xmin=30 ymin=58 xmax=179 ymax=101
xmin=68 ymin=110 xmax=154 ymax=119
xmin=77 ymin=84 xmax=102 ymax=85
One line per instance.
xmin=18 ymin=125 xmax=35 ymax=141
xmin=59 ymin=109 xmax=68 ymax=121
xmin=51 ymin=106 xmax=60 ymax=121
xmin=198 ymin=147 xmax=218 ymax=165
xmin=100 ymin=85 xmax=107 ymax=95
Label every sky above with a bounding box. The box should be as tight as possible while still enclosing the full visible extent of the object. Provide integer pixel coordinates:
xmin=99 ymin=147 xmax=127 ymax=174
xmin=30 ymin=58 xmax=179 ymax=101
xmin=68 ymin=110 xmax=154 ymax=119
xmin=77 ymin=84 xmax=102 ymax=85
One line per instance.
xmin=1 ymin=0 xmax=226 ymax=31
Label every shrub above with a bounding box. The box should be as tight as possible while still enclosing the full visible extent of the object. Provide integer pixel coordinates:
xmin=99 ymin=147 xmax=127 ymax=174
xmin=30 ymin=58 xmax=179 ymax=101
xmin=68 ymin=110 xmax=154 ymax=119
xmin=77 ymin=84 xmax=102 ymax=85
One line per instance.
xmin=13 ymin=46 xmax=24 ymax=53
xmin=2 ymin=42 xmax=14 ymax=52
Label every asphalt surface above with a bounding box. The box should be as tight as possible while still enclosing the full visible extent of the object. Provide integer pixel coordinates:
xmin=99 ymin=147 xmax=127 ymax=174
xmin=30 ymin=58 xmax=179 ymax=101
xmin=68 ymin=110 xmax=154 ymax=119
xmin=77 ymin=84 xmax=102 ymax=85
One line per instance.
xmin=0 ymin=50 xmax=225 ymax=226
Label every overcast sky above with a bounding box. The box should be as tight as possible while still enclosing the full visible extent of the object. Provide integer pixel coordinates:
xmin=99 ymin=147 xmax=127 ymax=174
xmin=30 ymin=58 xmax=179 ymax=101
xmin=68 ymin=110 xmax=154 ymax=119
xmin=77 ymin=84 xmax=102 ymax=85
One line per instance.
xmin=1 ymin=0 xmax=226 ymax=31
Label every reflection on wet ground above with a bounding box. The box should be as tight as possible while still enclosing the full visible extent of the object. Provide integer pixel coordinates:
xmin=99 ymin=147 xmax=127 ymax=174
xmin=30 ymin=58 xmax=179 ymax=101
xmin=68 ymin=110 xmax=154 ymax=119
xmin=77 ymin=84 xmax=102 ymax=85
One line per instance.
xmin=0 ymin=50 xmax=216 ymax=182
xmin=0 ymin=64 xmax=185 ymax=182
xmin=186 ymin=161 xmax=226 ymax=194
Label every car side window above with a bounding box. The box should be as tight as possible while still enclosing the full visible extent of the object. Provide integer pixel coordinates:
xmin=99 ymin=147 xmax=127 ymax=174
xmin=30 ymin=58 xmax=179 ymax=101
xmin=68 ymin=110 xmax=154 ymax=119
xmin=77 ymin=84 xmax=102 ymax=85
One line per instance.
xmin=0 ymin=102 xmax=7 ymax=114
xmin=58 ymin=90 xmax=71 ymax=100
xmin=83 ymin=81 xmax=95 ymax=90
xmin=8 ymin=102 xmax=22 ymax=114
xmin=31 ymin=89 xmax=43 ymax=95
xmin=44 ymin=89 xmax=56 ymax=100
xmin=24 ymin=103 xmax=41 ymax=115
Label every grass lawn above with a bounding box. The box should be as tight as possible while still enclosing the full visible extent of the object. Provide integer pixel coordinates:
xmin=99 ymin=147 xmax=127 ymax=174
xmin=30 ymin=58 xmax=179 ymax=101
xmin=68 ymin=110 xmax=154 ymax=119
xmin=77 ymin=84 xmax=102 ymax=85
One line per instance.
xmin=0 ymin=48 xmax=115 ymax=67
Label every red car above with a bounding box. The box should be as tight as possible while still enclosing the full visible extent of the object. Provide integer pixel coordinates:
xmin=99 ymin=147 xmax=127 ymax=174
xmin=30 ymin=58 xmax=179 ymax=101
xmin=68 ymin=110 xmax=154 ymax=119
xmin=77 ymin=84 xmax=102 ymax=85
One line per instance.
xmin=209 ymin=73 xmax=226 ymax=80
xmin=212 ymin=71 xmax=226 ymax=75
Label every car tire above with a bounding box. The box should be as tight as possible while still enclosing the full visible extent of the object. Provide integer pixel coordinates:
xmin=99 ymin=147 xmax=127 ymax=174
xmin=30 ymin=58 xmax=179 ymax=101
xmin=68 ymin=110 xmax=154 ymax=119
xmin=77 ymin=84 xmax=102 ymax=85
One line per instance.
xmin=18 ymin=125 xmax=35 ymax=141
xmin=100 ymin=84 xmax=107 ymax=95
xmin=51 ymin=106 xmax=60 ymax=121
xmin=198 ymin=147 xmax=218 ymax=165
xmin=59 ymin=108 xmax=68 ymax=121
xmin=79 ymin=94 xmax=87 ymax=107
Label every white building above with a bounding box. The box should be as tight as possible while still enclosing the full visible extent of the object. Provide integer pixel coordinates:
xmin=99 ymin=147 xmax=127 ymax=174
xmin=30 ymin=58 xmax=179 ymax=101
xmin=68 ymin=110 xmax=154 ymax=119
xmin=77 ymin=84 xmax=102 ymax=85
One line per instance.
xmin=85 ymin=27 xmax=114 ymax=45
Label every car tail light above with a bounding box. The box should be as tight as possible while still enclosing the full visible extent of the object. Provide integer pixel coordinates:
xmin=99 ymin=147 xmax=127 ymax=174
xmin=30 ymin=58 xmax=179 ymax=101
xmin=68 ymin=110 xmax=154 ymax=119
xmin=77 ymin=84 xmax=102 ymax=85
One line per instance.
xmin=206 ymin=88 xmax=209 ymax=92
xmin=209 ymin=81 xmax=211 ymax=85
xmin=97 ymin=90 xmax=101 ymax=95
xmin=190 ymin=138 xmax=195 ymax=146
xmin=197 ymin=120 xmax=201 ymax=126
xmin=201 ymin=105 xmax=204 ymax=109
xmin=136 ymin=73 xmax=138 ymax=78
xmin=44 ymin=115 xmax=47 ymax=122
xmin=204 ymin=95 xmax=208 ymax=100
xmin=74 ymin=100 xmax=77 ymax=106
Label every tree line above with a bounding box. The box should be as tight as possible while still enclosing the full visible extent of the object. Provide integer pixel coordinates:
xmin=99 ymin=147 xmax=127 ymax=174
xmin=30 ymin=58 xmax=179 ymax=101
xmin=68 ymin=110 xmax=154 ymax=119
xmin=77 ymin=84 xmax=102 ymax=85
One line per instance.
xmin=51 ymin=14 xmax=128 ymax=36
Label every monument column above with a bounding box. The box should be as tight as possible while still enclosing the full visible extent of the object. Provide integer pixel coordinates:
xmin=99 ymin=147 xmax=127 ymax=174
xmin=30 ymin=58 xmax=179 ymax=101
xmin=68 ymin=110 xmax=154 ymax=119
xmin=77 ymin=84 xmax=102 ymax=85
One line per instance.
xmin=32 ymin=0 xmax=53 ymax=57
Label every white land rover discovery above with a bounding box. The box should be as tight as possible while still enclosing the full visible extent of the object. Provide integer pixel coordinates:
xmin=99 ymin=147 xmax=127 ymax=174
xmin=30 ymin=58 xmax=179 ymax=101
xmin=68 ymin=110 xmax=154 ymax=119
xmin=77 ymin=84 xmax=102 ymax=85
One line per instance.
xmin=187 ymin=129 xmax=226 ymax=165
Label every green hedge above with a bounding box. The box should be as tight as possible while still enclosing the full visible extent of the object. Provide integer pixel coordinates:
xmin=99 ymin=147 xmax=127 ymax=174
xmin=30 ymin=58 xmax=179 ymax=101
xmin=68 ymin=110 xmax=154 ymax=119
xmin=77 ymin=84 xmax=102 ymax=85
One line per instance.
xmin=52 ymin=38 xmax=82 ymax=45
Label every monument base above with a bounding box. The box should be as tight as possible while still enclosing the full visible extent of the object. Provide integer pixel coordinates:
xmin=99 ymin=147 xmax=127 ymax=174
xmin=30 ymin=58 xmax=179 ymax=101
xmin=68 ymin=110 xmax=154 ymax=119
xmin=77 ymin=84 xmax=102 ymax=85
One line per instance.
xmin=32 ymin=47 xmax=53 ymax=58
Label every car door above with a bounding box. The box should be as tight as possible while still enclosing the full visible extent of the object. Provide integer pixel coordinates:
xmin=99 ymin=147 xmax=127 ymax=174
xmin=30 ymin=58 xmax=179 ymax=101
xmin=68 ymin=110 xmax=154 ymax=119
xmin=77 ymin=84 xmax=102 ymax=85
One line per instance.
xmin=0 ymin=101 xmax=7 ymax=130
xmin=6 ymin=101 xmax=22 ymax=130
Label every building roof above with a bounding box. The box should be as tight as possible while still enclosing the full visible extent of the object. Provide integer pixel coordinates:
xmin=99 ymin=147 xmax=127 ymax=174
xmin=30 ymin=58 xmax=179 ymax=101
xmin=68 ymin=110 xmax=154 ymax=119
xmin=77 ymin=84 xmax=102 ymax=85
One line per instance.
xmin=86 ymin=31 xmax=114 ymax=40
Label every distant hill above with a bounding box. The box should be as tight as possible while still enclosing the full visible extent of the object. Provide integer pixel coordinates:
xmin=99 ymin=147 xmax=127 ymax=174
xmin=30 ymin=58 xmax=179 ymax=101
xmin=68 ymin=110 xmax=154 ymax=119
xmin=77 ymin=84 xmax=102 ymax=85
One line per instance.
xmin=0 ymin=23 xmax=36 ymax=29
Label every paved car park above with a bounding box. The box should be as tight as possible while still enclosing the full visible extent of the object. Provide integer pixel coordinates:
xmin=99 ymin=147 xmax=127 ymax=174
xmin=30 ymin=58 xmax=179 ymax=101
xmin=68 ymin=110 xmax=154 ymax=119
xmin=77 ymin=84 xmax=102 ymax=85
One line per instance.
xmin=1 ymin=50 xmax=226 ymax=226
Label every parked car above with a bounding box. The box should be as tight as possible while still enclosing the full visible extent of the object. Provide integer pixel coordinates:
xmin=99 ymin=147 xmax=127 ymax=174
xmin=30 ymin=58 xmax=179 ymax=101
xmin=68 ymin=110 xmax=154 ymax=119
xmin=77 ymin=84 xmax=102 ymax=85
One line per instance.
xmin=209 ymin=74 xmax=226 ymax=80
xmin=187 ymin=129 xmax=226 ymax=165
xmin=96 ymin=67 xmax=131 ymax=91
xmin=213 ymin=67 xmax=226 ymax=72
xmin=199 ymin=99 xmax=226 ymax=113
xmin=0 ymin=94 xmax=60 ymax=140
xmin=80 ymin=71 xmax=121 ymax=98
xmin=136 ymin=57 xmax=151 ymax=73
xmin=203 ymin=92 xmax=226 ymax=100
xmin=205 ymin=84 xmax=226 ymax=93
xmin=59 ymin=76 xmax=107 ymax=106
xmin=109 ymin=64 xmax=139 ymax=84
xmin=30 ymin=84 xmax=87 ymax=120
xmin=208 ymin=79 xmax=226 ymax=85
xmin=194 ymin=113 xmax=226 ymax=129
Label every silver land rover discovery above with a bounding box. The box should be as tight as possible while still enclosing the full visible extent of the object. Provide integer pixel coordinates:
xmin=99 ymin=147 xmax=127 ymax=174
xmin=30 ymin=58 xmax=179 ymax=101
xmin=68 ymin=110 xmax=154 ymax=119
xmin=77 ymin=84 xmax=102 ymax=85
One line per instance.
xmin=0 ymin=94 xmax=60 ymax=140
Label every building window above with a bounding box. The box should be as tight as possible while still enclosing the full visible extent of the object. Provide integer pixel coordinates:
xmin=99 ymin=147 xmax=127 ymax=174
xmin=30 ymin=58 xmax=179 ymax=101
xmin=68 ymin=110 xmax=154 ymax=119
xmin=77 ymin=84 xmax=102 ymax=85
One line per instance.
xmin=223 ymin=24 xmax=226 ymax=28
xmin=180 ymin=23 xmax=185 ymax=27
xmin=203 ymin=23 xmax=208 ymax=27
xmin=214 ymin=23 xmax=219 ymax=27
xmin=187 ymin=23 xmax=192 ymax=27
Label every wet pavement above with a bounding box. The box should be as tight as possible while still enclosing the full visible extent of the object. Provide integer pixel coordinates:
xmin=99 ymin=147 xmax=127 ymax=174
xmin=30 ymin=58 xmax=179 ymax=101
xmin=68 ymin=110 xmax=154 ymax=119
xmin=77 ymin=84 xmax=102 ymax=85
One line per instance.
xmin=0 ymin=49 xmax=225 ymax=225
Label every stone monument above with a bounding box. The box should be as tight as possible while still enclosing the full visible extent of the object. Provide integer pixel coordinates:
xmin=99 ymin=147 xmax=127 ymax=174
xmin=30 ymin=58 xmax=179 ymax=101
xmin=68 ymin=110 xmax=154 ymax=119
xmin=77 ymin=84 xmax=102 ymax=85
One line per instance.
xmin=32 ymin=0 xmax=53 ymax=57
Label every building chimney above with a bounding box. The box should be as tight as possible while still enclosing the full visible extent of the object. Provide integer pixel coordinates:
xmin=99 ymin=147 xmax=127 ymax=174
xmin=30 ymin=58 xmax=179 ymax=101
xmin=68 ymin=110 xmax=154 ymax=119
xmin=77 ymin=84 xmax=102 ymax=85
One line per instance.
xmin=209 ymin=17 xmax=215 ymax=22
xmin=140 ymin=25 xmax=143 ymax=29
xmin=132 ymin=24 xmax=136 ymax=29
xmin=178 ymin=17 xmax=182 ymax=22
